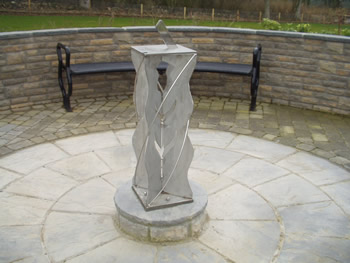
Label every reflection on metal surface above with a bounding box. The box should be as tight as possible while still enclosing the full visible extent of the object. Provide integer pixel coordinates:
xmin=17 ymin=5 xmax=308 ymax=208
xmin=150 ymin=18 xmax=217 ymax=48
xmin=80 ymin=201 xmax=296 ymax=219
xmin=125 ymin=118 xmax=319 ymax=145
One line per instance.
xmin=156 ymin=19 xmax=176 ymax=48
xmin=131 ymin=28 xmax=197 ymax=210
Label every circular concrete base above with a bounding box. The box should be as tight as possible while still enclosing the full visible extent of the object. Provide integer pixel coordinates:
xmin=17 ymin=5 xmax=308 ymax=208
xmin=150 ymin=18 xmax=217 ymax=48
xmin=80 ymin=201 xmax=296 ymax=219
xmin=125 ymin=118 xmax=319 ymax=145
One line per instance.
xmin=114 ymin=180 xmax=208 ymax=242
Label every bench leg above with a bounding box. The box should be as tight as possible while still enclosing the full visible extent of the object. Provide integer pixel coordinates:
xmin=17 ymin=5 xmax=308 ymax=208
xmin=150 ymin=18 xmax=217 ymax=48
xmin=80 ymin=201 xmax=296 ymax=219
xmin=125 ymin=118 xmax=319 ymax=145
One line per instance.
xmin=249 ymin=82 xmax=257 ymax=111
xmin=249 ymin=71 xmax=259 ymax=112
xmin=63 ymin=95 xmax=72 ymax=112
xmin=58 ymin=68 xmax=73 ymax=112
xmin=250 ymin=96 xmax=257 ymax=111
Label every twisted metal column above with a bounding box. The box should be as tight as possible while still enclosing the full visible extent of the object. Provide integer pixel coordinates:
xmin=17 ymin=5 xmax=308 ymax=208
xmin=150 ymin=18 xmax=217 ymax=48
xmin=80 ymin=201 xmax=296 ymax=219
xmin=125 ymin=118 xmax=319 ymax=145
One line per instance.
xmin=131 ymin=44 xmax=197 ymax=210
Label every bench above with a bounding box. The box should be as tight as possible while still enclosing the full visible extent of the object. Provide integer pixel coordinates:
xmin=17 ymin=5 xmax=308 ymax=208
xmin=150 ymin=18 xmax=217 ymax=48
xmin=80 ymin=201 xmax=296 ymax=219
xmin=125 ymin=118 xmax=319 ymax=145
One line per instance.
xmin=56 ymin=43 xmax=262 ymax=112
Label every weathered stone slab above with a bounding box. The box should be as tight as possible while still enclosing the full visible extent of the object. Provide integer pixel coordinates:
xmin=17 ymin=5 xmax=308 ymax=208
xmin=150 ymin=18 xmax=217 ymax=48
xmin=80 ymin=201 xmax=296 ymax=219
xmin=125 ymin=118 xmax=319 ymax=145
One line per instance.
xmin=222 ymin=156 xmax=289 ymax=187
xmin=199 ymin=220 xmax=280 ymax=263
xmin=206 ymin=184 xmax=276 ymax=220
xmin=191 ymin=146 xmax=244 ymax=173
xmin=321 ymin=181 xmax=350 ymax=215
xmin=0 ymin=225 xmax=44 ymax=262
xmin=55 ymin=131 xmax=120 ymax=155
xmin=255 ymin=174 xmax=330 ymax=207
xmin=95 ymin=145 xmax=136 ymax=172
xmin=188 ymin=129 xmax=236 ymax=148
xmin=278 ymin=187 xmax=350 ymax=262
xmin=66 ymin=238 xmax=156 ymax=263
xmin=157 ymin=242 xmax=228 ymax=263
xmin=188 ymin=168 xmax=234 ymax=195
xmin=47 ymin=152 xmax=111 ymax=181
xmin=5 ymin=167 xmax=77 ymax=200
xmin=44 ymin=211 xmax=119 ymax=262
xmin=114 ymin=129 xmax=134 ymax=145
xmin=227 ymin=135 xmax=296 ymax=162
xmin=279 ymin=201 xmax=350 ymax=239
xmin=53 ymin=178 xmax=116 ymax=215
xmin=0 ymin=167 xmax=20 ymax=189
xmin=0 ymin=192 xmax=52 ymax=226
xmin=102 ymin=168 xmax=134 ymax=189
xmin=278 ymin=235 xmax=350 ymax=263
xmin=0 ymin=143 xmax=68 ymax=174
xmin=277 ymin=152 xmax=350 ymax=185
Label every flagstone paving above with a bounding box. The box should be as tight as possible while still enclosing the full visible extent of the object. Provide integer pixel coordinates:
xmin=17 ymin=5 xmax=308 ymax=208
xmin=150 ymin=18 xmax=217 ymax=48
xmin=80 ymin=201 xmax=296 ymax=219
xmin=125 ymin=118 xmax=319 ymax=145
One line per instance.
xmin=0 ymin=129 xmax=350 ymax=263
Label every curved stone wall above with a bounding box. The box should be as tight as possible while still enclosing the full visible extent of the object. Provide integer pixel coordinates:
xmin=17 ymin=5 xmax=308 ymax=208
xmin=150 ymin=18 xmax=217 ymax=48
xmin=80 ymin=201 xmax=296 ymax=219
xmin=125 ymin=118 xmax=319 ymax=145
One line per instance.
xmin=0 ymin=27 xmax=349 ymax=115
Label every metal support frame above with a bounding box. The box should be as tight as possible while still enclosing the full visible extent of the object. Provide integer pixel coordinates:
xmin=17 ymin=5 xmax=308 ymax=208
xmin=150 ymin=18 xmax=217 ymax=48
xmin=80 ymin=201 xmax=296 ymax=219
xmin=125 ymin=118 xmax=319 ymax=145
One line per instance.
xmin=249 ymin=44 xmax=262 ymax=111
xmin=56 ymin=43 xmax=73 ymax=112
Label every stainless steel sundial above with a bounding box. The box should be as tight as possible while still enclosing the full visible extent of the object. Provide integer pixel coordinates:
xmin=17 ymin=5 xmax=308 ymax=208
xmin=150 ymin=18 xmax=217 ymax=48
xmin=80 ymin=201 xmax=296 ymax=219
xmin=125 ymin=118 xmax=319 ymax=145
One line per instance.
xmin=131 ymin=20 xmax=197 ymax=211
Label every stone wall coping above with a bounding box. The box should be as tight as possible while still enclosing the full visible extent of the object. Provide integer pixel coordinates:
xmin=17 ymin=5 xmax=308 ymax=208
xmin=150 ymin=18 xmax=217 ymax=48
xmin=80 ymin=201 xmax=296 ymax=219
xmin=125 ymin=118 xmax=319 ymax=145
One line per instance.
xmin=0 ymin=27 xmax=125 ymax=40
xmin=1 ymin=26 xmax=349 ymax=43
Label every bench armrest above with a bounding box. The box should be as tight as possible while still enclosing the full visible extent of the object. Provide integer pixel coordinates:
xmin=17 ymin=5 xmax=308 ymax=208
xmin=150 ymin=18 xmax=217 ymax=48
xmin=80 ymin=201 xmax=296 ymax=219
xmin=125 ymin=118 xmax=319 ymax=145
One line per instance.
xmin=249 ymin=44 xmax=262 ymax=111
xmin=252 ymin=44 xmax=262 ymax=85
xmin=56 ymin=42 xmax=71 ymax=69
xmin=252 ymin=44 xmax=262 ymax=70
xmin=56 ymin=43 xmax=73 ymax=109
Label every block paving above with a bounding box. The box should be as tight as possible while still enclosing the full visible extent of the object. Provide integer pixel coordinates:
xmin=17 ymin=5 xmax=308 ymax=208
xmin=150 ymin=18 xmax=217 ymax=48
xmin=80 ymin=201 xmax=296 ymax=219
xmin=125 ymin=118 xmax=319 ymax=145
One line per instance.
xmin=1 ymin=95 xmax=350 ymax=171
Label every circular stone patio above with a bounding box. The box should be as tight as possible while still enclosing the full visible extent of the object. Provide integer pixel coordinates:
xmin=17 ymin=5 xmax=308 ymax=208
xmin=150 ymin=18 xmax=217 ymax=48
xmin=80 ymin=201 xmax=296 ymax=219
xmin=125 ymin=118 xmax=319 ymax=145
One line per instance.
xmin=0 ymin=129 xmax=350 ymax=263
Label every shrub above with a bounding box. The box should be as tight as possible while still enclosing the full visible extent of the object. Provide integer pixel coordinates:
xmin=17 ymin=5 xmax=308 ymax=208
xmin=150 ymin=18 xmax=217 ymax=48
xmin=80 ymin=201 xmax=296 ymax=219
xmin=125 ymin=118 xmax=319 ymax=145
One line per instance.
xmin=261 ymin=18 xmax=281 ymax=30
xmin=342 ymin=28 xmax=350 ymax=36
xmin=285 ymin=23 xmax=296 ymax=32
xmin=296 ymin=23 xmax=311 ymax=32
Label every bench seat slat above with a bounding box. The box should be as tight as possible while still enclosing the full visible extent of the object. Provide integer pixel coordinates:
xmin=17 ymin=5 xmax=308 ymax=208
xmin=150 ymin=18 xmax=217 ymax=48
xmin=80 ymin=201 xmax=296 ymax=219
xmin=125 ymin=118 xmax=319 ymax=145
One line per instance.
xmin=195 ymin=62 xmax=252 ymax=75
xmin=70 ymin=61 xmax=252 ymax=76
xmin=70 ymin=62 xmax=135 ymax=75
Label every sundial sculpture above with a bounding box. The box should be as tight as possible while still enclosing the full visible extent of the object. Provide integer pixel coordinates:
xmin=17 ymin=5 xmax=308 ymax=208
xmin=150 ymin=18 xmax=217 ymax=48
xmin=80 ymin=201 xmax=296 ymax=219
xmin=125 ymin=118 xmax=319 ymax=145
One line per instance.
xmin=131 ymin=20 xmax=197 ymax=211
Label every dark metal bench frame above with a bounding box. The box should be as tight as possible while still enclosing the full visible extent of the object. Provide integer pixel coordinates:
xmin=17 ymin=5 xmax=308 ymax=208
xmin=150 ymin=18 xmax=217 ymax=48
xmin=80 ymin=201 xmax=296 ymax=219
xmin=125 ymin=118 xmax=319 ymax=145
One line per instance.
xmin=57 ymin=43 xmax=261 ymax=112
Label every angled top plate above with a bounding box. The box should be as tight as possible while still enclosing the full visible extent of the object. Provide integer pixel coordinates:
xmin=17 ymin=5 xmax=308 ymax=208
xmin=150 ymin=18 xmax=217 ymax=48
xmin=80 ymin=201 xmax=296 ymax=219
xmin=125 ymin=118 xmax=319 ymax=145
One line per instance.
xmin=156 ymin=20 xmax=177 ymax=48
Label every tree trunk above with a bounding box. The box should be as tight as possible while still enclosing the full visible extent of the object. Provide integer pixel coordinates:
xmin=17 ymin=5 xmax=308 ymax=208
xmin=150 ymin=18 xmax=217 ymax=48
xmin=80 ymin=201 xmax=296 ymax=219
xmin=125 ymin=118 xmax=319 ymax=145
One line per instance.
xmin=264 ymin=0 xmax=270 ymax=19
xmin=295 ymin=0 xmax=303 ymax=20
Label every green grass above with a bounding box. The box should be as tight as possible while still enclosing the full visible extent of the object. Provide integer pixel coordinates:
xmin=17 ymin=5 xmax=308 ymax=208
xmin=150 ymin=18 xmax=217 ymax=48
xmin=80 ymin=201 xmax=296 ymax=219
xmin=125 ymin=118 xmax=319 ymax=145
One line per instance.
xmin=0 ymin=15 xmax=349 ymax=35
xmin=0 ymin=15 xmax=255 ymax=31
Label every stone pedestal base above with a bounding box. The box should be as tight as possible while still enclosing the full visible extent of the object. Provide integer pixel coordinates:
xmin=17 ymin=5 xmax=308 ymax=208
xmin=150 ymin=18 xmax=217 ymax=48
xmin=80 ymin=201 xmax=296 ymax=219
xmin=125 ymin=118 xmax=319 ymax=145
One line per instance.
xmin=114 ymin=181 xmax=208 ymax=242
